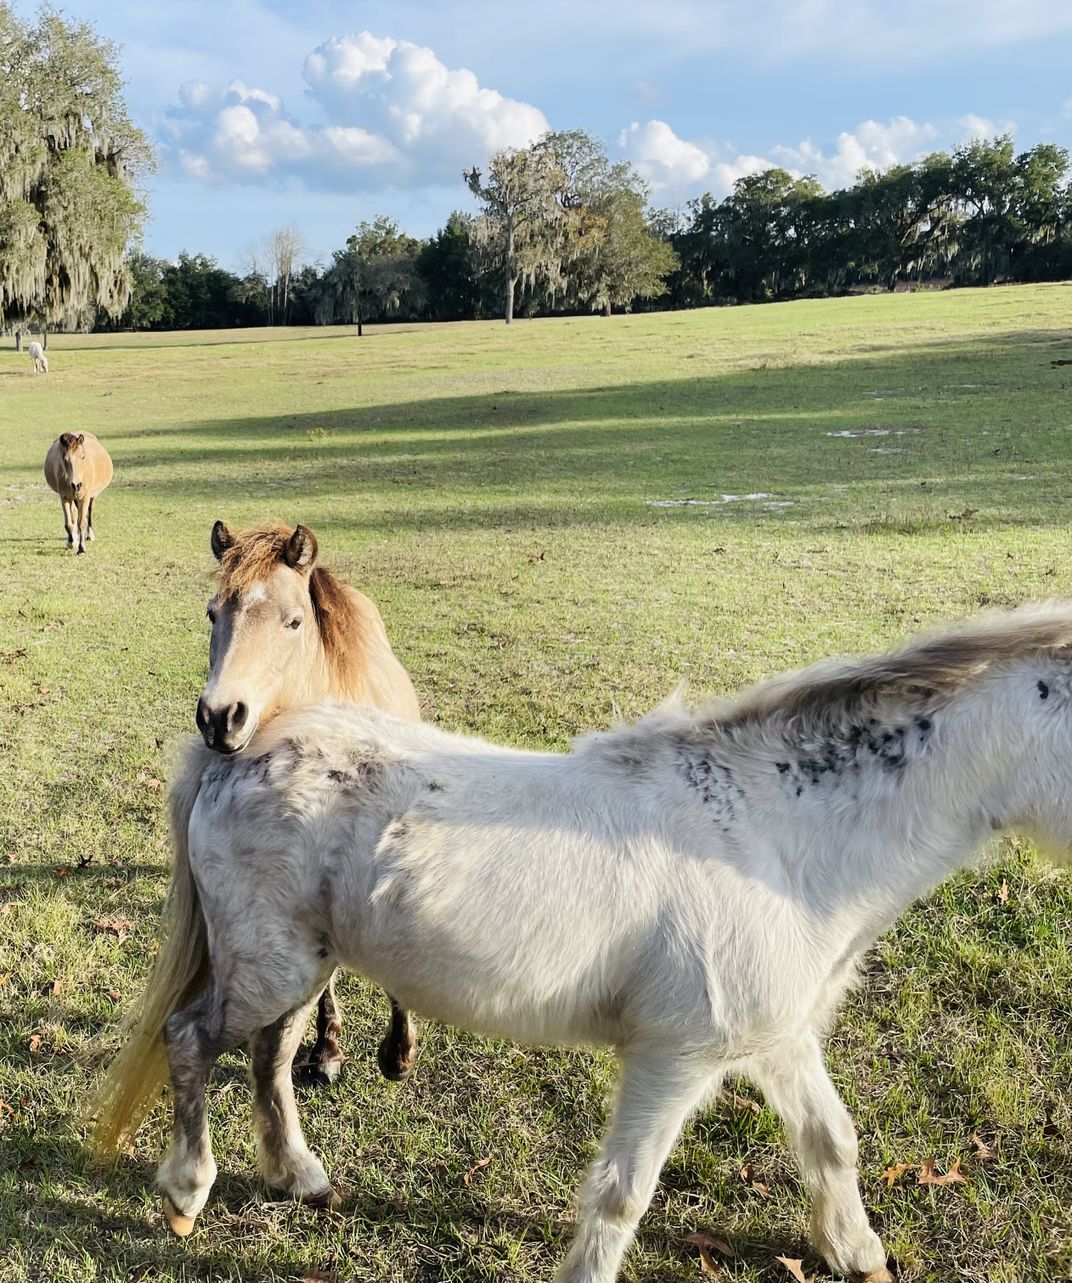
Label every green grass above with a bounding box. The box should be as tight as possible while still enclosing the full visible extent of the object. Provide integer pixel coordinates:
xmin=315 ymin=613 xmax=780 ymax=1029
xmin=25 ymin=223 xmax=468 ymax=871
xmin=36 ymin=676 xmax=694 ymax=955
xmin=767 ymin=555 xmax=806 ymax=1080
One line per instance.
xmin=3 ymin=285 xmax=1072 ymax=1281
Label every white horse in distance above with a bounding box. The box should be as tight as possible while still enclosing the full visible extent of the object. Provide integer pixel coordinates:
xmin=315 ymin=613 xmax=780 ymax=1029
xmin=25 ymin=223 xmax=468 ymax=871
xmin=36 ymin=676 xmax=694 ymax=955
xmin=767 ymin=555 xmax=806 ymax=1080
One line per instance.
xmin=27 ymin=340 xmax=48 ymax=373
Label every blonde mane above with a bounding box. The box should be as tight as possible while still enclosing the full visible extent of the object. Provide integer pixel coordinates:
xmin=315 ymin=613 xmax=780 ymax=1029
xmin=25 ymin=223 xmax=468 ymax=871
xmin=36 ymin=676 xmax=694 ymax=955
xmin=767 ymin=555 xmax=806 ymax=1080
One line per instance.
xmin=717 ymin=602 xmax=1072 ymax=729
xmin=216 ymin=523 xmax=374 ymax=701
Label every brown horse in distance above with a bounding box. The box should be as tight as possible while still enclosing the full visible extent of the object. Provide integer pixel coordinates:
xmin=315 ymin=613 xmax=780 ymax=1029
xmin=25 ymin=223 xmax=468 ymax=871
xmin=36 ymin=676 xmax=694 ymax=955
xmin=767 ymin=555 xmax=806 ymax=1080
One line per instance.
xmin=43 ymin=432 xmax=113 ymax=553
xmin=197 ymin=519 xmax=422 ymax=1084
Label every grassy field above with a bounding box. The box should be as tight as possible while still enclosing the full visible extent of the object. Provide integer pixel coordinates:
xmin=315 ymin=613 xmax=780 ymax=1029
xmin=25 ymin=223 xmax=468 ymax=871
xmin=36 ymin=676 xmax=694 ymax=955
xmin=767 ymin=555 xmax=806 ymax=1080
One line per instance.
xmin=3 ymin=284 xmax=1072 ymax=1282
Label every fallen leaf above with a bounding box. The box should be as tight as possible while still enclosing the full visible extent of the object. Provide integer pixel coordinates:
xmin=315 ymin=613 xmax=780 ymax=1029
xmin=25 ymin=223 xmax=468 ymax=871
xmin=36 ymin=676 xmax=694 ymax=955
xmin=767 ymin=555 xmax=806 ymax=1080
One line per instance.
xmin=0 ymin=972 xmax=10 ymax=987
xmin=51 ymin=866 xmax=70 ymax=879
xmin=40 ymin=978 xmax=62 ymax=997
xmin=107 ymin=989 xmax=122 ymax=1003
xmin=725 ymin=1089 xmax=762 ymax=1115
xmin=144 ymin=777 xmax=164 ymax=791
xmin=463 ymin=1156 xmax=491 ymax=1186
xmin=919 ymin=1156 xmax=967 ymax=1186
xmin=682 ymin=1226 xmax=733 ymax=1257
xmin=882 ymin=1161 xmax=911 ymax=1188
xmin=997 ymin=879 xmax=1010 ymax=904
xmin=684 ymin=1232 xmax=724 ymax=1277
xmin=0 ymin=903 xmax=12 ymax=916
xmin=971 ymin=1132 xmax=998 ymax=1162
xmin=739 ymin=1163 xmax=770 ymax=1196
xmin=27 ymin=1034 xmax=41 ymax=1055
xmin=775 ymin=1255 xmax=807 ymax=1283
xmin=92 ymin=916 xmax=133 ymax=939
xmin=528 ymin=550 xmax=545 ymax=563
xmin=299 ymin=1272 xmax=338 ymax=1283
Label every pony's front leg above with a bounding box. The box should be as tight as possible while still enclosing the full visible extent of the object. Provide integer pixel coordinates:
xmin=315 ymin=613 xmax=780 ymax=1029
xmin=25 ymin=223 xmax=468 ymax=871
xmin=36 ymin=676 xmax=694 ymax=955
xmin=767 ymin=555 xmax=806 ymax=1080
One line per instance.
xmin=252 ymin=1001 xmax=338 ymax=1206
xmin=295 ymin=974 xmax=345 ymax=1086
xmin=157 ymin=990 xmax=224 ymax=1235
xmin=377 ymin=996 xmax=418 ymax=1082
xmin=555 ymin=1048 xmax=718 ymax=1283
xmin=61 ymin=498 xmax=76 ymax=548
xmin=750 ymin=1036 xmax=891 ymax=1282
xmin=74 ymin=494 xmax=88 ymax=554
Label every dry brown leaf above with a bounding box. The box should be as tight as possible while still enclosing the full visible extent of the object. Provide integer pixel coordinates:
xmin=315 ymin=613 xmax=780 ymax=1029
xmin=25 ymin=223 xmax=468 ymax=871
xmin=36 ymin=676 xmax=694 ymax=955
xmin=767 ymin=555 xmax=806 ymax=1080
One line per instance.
xmin=775 ymin=1255 xmax=807 ymax=1283
xmin=299 ymin=1272 xmax=338 ymax=1283
xmin=145 ymin=777 xmax=164 ymax=791
xmin=970 ymin=1132 xmax=998 ymax=1162
xmin=0 ymin=903 xmax=12 ymax=916
xmin=92 ymin=916 xmax=133 ymax=939
xmin=528 ymin=550 xmax=545 ymax=563
xmin=0 ymin=972 xmax=10 ymax=987
xmin=27 ymin=1034 xmax=41 ymax=1055
xmin=463 ymin=1156 xmax=491 ymax=1186
xmin=51 ymin=866 xmax=70 ymax=879
xmin=882 ymin=1161 xmax=911 ymax=1188
xmin=739 ymin=1163 xmax=770 ymax=1196
xmin=685 ymin=1230 xmax=735 ymax=1274
xmin=725 ymin=1089 xmax=762 ymax=1114
xmin=919 ymin=1156 xmax=967 ymax=1186
xmin=40 ymin=978 xmax=62 ymax=997
xmin=998 ymin=879 xmax=1010 ymax=904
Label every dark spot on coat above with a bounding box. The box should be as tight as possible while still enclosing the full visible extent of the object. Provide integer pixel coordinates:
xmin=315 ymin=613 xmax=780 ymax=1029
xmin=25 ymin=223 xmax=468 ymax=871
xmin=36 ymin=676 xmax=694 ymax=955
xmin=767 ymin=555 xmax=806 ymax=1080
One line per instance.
xmin=426 ymin=779 xmax=443 ymax=792
xmin=776 ymin=762 xmax=790 ymax=774
xmin=677 ymin=745 xmax=743 ymax=830
xmin=1038 ymin=680 xmax=1050 ymax=700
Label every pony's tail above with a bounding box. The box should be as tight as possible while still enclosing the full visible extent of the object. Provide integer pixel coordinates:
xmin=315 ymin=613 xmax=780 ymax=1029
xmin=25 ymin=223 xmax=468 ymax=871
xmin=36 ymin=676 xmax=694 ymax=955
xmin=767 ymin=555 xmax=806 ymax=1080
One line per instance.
xmin=88 ymin=737 xmax=212 ymax=1158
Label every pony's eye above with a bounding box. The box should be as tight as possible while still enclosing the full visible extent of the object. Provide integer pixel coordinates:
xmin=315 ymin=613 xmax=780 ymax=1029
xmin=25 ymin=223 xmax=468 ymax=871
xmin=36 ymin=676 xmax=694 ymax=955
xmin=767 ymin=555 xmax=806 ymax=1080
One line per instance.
xmin=287 ymin=617 xmax=302 ymax=630
xmin=206 ymin=605 xmax=217 ymax=624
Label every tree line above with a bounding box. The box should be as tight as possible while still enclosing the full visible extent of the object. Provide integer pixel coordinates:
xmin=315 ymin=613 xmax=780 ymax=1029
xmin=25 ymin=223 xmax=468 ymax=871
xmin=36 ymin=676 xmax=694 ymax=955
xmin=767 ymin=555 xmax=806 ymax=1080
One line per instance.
xmin=4 ymin=5 xmax=1072 ymax=337
xmin=101 ymin=133 xmax=1072 ymax=332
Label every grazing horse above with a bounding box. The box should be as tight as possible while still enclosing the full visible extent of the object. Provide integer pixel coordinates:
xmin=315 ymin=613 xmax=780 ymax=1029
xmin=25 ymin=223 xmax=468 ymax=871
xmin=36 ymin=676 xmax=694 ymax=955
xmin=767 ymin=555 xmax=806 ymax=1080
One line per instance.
xmin=28 ymin=340 xmax=48 ymax=373
xmin=197 ymin=519 xmax=422 ymax=1085
xmin=92 ymin=602 xmax=1072 ymax=1281
xmin=43 ymin=432 xmax=112 ymax=553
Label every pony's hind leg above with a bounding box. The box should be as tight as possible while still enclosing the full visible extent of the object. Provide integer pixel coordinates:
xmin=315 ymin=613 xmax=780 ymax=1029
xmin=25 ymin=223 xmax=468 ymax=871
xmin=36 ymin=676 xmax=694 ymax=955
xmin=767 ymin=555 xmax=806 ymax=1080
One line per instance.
xmin=252 ymin=1000 xmax=338 ymax=1205
xmin=378 ymin=996 xmax=418 ymax=1082
xmin=750 ymin=1035 xmax=891 ymax=1282
xmin=86 ymin=495 xmax=96 ymax=541
xmin=555 ymin=1048 xmax=719 ymax=1283
xmin=295 ymin=973 xmax=345 ymax=1086
xmin=157 ymin=989 xmax=224 ymax=1234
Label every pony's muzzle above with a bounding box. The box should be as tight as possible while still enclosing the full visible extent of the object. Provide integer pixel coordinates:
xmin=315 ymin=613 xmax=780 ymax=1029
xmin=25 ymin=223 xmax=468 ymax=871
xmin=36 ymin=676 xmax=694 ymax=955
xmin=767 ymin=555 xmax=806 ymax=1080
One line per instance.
xmin=196 ymin=696 xmax=250 ymax=753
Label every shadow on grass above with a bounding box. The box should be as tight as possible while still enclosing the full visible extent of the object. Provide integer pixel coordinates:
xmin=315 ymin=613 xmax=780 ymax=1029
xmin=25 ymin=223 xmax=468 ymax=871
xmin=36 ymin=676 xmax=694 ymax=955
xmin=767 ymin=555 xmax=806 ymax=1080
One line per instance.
xmin=51 ymin=335 xmax=1072 ymax=535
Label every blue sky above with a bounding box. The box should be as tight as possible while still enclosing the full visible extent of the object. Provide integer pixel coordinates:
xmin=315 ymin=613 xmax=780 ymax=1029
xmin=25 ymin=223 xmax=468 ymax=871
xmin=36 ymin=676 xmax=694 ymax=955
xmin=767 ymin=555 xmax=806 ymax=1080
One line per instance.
xmin=18 ymin=0 xmax=1072 ymax=270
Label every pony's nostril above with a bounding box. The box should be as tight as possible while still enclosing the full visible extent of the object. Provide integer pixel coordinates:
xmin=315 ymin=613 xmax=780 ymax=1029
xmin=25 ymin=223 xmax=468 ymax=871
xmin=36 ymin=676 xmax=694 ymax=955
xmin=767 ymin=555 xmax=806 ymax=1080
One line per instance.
xmin=230 ymin=702 xmax=248 ymax=732
xmin=195 ymin=697 xmax=210 ymax=732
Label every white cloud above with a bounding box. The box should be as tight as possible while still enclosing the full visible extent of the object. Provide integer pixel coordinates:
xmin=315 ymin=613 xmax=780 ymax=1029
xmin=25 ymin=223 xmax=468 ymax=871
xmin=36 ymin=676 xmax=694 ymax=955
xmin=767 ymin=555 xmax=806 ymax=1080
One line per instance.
xmin=167 ymin=31 xmax=547 ymax=189
xmin=618 ymin=113 xmax=1000 ymax=201
xmin=957 ymin=113 xmax=1015 ymax=140
xmin=619 ymin=120 xmax=711 ymax=193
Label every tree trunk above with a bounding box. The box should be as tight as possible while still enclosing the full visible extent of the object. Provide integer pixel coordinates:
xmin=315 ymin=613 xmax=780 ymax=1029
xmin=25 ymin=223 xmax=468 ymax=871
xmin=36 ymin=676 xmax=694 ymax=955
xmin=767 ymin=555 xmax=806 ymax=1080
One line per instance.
xmin=603 ymin=300 xmax=612 ymax=318
xmin=42 ymin=329 xmax=48 ymax=350
xmin=504 ymin=217 xmax=515 ymax=324
xmin=14 ymin=329 xmax=21 ymax=351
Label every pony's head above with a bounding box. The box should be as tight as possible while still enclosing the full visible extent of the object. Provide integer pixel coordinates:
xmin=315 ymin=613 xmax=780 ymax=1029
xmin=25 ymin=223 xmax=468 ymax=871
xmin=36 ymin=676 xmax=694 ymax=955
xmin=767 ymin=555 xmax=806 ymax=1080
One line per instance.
xmin=56 ymin=433 xmax=87 ymax=496
xmin=197 ymin=520 xmax=323 ymax=753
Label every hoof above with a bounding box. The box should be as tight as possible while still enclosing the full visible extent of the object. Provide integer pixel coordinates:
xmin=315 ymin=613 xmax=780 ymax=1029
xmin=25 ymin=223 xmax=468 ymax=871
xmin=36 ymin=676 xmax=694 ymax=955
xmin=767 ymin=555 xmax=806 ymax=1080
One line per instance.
xmin=377 ymin=1037 xmax=417 ymax=1083
xmin=162 ymin=1195 xmax=196 ymax=1237
xmin=304 ymin=1187 xmax=341 ymax=1212
xmin=76 ymin=546 xmax=85 ymax=555
xmin=294 ymin=1055 xmax=343 ymax=1088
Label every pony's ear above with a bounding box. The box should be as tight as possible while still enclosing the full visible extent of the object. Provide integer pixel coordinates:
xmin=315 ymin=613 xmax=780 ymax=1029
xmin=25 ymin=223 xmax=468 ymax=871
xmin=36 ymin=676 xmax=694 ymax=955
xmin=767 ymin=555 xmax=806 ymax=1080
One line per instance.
xmin=284 ymin=524 xmax=318 ymax=572
xmin=59 ymin=433 xmax=72 ymax=450
xmin=75 ymin=433 xmax=84 ymax=447
xmin=211 ymin=520 xmax=235 ymax=561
